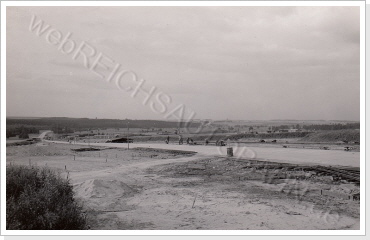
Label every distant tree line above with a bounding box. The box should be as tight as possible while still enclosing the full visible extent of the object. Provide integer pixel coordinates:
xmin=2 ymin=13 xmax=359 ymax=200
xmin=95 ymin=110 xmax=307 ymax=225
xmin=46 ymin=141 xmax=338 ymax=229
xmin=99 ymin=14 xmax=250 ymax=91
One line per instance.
xmin=51 ymin=124 xmax=74 ymax=134
xmin=6 ymin=117 xmax=202 ymax=135
xmin=302 ymin=123 xmax=360 ymax=131
xmin=6 ymin=125 xmax=39 ymax=139
xmin=269 ymin=123 xmax=359 ymax=131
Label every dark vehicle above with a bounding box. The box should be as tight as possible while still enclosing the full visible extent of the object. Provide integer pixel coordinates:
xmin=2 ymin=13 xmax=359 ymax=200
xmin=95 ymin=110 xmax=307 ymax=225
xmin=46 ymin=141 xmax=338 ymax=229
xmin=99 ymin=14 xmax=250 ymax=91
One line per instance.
xmin=344 ymin=146 xmax=356 ymax=151
xmin=216 ymin=140 xmax=226 ymax=146
xmin=260 ymin=140 xmax=265 ymax=143
xmin=106 ymin=137 xmax=133 ymax=143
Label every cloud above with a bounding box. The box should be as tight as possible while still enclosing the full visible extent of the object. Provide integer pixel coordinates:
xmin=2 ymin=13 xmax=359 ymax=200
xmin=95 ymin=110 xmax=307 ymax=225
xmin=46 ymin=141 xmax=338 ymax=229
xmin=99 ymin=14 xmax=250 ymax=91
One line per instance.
xmin=6 ymin=6 xmax=360 ymax=120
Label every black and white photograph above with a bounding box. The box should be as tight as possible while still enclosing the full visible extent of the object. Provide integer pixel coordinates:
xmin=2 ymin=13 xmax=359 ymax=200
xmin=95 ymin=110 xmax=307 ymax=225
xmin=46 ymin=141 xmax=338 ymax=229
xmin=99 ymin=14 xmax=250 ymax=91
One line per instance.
xmin=1 ymin=1 xmax=365 ymax=234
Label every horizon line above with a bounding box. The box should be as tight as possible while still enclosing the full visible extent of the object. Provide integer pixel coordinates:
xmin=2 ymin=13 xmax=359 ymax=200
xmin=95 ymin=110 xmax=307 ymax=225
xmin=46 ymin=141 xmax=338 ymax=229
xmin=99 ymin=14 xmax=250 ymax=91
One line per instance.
xmin=5 ymin=116 xmax=360 ymax=122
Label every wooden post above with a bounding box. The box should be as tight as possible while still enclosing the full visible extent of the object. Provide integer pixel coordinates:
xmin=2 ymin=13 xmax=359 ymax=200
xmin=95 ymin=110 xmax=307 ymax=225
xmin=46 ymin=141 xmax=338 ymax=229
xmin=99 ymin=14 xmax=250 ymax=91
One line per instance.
xmin=127 ymin=121 xmax=130 ymax=150
xmin=192 ymin=195 xmax=197 ymax=208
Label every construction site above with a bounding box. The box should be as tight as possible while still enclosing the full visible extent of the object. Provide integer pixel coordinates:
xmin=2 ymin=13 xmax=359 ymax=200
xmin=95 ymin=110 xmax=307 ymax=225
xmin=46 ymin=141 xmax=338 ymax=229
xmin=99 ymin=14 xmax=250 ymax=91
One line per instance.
xmin=4 ymin=4 xmax=362 ymax=232
xmin=6 ymin=125 xmax=361 ymax=230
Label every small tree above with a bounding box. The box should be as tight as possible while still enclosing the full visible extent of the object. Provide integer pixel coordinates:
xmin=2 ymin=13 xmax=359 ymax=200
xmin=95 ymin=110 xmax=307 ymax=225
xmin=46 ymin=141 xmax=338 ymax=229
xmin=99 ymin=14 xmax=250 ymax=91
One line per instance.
xmin=19 ymin=126 xmax=29 ymax=139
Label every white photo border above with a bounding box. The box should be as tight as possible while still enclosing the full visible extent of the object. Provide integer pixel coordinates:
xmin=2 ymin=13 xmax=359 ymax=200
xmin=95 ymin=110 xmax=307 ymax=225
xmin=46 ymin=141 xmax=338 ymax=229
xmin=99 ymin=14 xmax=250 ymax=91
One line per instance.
xmin=0 ymin=0 xmax=366 ymax=236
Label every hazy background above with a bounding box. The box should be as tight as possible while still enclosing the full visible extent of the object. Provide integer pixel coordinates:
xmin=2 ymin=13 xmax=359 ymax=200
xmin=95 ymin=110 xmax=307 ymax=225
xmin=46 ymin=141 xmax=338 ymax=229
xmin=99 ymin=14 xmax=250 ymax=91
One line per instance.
xmin=6 ymin=6 xmax=360 ymax=121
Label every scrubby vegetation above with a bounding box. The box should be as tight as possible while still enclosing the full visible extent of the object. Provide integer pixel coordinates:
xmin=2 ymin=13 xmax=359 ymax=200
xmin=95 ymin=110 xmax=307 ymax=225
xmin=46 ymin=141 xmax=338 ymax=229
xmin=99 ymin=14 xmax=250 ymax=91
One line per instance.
xmin=300 ymin=129 xmax=360 ymax=142
xmin=6 ymin=165 xmax=87 ymax=230
xmin=223 ymin=132 xmax=311 ymax=140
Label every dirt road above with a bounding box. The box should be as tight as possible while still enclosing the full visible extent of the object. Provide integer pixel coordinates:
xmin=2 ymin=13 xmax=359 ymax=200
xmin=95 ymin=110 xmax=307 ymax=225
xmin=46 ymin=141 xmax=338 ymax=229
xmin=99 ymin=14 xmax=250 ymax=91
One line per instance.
xmin=50 ymin=140 xmax=360 ymax=167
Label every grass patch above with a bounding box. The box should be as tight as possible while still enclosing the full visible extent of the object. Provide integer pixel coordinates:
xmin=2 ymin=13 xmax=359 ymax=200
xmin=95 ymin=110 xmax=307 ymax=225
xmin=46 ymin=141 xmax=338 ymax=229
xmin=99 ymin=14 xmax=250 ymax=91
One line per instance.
xmin=6 ymin=165 xmax=87 ymax=230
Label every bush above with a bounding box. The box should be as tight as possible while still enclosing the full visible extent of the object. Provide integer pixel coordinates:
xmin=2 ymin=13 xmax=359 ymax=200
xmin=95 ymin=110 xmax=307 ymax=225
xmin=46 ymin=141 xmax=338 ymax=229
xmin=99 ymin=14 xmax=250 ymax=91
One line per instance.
xmin=6 ymin=165 xmax=87 ymax=230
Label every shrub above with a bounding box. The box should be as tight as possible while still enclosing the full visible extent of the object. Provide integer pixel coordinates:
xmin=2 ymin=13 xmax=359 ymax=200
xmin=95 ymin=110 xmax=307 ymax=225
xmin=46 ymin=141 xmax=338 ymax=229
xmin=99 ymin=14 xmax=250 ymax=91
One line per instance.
xmin=6 ymin=165 xmax=87 ymax=230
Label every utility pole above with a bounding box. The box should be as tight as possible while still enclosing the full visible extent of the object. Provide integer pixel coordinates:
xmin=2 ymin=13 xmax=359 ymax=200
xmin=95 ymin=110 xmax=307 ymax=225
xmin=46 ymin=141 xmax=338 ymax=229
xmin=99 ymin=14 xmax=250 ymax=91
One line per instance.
xmin=127 ymin=121 xmax=130 ymax=150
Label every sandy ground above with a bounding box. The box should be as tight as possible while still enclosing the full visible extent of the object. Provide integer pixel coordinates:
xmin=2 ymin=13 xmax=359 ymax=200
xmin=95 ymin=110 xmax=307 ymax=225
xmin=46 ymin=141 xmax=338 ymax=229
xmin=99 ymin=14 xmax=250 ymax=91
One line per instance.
xmin=132 ymin=142 xmax=360 ymax=168
xmin=6 ymin=142 xmax=360 ymax=230
xmin=49 ymin=140 xmax=360 ymax=168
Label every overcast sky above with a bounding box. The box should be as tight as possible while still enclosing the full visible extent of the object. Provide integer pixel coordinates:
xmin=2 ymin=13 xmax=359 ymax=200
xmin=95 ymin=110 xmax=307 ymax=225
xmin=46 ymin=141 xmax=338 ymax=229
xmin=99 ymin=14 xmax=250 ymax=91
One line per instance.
xmin=6 ymin=6 xmax=360 ymax=121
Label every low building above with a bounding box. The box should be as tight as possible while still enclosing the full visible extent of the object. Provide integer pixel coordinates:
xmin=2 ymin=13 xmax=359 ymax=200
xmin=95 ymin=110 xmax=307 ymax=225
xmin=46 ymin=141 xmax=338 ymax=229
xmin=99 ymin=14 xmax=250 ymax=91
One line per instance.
xmin=278 ymin=129 xmax=289 ymax=133
xmin=278 ymin=129 xmax=300 ymax=133
xmin=288 ymin=129 xmax=299 ymax=133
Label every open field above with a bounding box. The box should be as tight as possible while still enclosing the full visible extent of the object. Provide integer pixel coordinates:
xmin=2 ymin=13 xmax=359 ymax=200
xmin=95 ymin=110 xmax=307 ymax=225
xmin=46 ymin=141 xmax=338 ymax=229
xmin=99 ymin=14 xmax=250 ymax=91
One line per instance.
xmin=6 ymin=141 xmax=360 ymax=230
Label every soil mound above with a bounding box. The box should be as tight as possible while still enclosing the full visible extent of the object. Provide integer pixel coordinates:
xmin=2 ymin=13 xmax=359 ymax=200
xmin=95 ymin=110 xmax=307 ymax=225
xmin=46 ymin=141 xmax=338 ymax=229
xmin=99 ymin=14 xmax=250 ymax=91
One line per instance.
xmin=72 ymin=147 xmax=101 ymax=152
xmin=74 ymin=179 xmax=135 ymax=199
